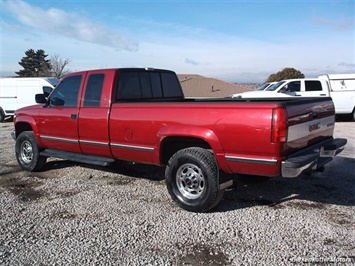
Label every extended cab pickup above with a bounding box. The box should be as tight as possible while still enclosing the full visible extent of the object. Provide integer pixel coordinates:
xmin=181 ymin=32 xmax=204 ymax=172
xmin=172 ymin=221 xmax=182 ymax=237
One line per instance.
xmin=12 ymin=68 xmax=347 ymax=212
xmin=230 ymin=74 xmax=355 ymax=120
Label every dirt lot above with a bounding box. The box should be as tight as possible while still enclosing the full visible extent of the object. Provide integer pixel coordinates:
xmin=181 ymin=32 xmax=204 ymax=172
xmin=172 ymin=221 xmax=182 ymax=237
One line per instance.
xmin=0 ymin=121 xmax=354 ymax=265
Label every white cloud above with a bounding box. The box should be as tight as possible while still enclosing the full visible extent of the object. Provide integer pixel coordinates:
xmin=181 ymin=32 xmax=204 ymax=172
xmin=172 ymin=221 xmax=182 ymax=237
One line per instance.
xmin=1 ymin=1 xmax=353 ymax=82
xmin=185 ymin=58 xmax=200 ymax=66
xmin=337 ymin=62 xmax=355 ymax=68
xmin=313 ymin=16 xmax=353 ymax=31
xmin=2 ymin=0 xmax=138 ymax=51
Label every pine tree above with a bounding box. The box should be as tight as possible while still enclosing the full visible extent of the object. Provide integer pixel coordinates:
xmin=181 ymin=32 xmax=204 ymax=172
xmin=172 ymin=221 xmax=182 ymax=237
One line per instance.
xmin=266 ymin=67 xmax=305 ymax=83
xmin=16 ymin=49 xmax=51 ymax=77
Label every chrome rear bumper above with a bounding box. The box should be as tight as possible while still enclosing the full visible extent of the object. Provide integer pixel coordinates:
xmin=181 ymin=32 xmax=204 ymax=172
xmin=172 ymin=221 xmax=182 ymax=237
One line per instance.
xmin=281 ymin=138 xmax=347 ymax=178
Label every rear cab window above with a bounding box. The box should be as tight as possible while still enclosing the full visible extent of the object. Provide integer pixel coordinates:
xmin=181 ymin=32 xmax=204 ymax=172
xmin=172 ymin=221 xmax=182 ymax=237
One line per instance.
xmin=116 ymin=69 xmax=183 ymax=101
xmin=305 ymin=80 xmax=322 ymax=91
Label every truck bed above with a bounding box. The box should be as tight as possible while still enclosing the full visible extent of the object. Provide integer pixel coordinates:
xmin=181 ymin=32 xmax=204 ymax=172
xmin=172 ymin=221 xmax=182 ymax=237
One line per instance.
xmin=107 ymin=96 xmax=336 ymax=177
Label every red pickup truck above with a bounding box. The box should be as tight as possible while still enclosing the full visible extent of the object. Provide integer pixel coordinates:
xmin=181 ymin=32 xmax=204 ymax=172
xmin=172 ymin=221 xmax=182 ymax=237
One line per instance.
xmin=12 ymin=68 xmax=347 ymax=212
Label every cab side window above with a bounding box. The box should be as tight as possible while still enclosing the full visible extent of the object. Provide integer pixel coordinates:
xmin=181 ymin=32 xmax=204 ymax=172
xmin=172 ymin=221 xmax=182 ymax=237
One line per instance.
xmin=49 ymin=75 xmax=82 ymax=107
xmin=280 ymin=81 xmax=300 ymax=93
xmin=305 ymin=81 xmax=322 ymax=91
xmin=84 ymin=74 xmax=104 ymax=107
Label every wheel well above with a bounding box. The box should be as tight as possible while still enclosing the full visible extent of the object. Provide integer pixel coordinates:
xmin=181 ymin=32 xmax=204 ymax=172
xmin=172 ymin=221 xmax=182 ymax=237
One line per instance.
xmin=15 ymin=122 xmax=33 ymax=138
xmin=160 ymin=136 xmax=212 ymax=165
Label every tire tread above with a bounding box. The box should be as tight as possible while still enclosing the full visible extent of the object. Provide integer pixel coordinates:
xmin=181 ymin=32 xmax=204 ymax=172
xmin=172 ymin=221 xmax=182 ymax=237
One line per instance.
xmin=165 ymin=147 xmax=224 ymax=212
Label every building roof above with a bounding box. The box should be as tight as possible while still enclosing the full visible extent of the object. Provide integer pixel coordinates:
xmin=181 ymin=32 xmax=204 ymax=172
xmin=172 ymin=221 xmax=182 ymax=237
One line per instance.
xmin=177 ymin=74 xmax=250 ymax=98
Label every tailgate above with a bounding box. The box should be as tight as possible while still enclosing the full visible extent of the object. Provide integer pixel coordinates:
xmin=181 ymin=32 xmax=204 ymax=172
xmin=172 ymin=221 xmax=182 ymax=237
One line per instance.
xmin=284 ymin=97 xmax=335 ymax=155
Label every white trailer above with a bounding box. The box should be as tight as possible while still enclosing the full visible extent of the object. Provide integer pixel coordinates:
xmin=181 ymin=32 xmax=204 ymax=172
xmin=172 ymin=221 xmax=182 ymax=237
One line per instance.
xmin=0 ymin=77 xmax=58 ymax=122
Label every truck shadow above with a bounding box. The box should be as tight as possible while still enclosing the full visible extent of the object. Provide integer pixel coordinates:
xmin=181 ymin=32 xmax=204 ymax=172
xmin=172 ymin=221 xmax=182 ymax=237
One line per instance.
xmin=218 ymin=156 xmax=355 ymax=212
xmin=41 ymin=156 xmax=355 ymax=211
xmin=335 ymin=116 xmax=355 ymax=122
xmin=42 ymin=159 xmax=165 ymax=181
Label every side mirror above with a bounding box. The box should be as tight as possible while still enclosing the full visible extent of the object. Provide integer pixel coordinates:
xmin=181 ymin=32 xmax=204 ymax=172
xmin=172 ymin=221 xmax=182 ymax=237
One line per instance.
xmin=35 ymin=94 xmax=47 ymax=104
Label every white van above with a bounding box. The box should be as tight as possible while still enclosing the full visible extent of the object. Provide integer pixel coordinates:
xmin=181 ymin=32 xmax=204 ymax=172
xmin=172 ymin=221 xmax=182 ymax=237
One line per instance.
xmin=0 ymin=77 xmax=59 ymax=122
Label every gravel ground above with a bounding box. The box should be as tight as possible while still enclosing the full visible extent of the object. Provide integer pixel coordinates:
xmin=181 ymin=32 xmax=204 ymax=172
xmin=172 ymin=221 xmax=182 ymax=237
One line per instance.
xmin=0 ymin=121 xmax=354 ymax=265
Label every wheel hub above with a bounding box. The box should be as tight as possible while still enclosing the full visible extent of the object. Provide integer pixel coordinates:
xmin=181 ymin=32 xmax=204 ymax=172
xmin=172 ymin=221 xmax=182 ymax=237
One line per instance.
xmin=20 ymin=140 xmax=33 ymax=164
xmin=176 ymin=163 xmax=205 ymax=199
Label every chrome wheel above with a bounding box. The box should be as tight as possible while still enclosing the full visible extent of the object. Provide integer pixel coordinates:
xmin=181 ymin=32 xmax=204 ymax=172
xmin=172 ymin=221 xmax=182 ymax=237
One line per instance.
xmin=176 ymin=163 xmax=205 ymax=200
xmin=16 ymin=131 xmax=47 ymax=171
xmin=20 ymin=140 xmax=33 ymax=164
xmin=166 ymin=147 xmax=224 ymax=212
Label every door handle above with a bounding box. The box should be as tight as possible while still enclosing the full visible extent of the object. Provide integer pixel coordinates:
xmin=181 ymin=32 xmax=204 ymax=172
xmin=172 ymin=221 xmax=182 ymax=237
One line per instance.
xmin=71 ymin=114 xmax=77 ymax=120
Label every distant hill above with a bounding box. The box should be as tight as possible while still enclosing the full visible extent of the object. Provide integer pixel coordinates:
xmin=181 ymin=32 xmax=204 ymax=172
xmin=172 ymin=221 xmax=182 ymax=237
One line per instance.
xmin=236 ymin=83 xmax=260 ymax=91
xmin=178 ymin=74 xmax=254 ymax=98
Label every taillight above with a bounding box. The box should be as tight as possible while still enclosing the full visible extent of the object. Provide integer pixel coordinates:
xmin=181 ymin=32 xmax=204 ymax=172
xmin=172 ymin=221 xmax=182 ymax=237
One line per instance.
xmin=271 ymin=107 xmax=287 ymax=143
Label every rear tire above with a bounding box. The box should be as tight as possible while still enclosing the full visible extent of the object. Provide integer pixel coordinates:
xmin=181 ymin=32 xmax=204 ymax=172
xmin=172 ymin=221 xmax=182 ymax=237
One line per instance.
xmin=337 ymin=109 xmax=355 ymax=121
xmin=15 ymin=131 xmax=47 ymax=171
xmin=0 ymin=108 xmax=5 ymax=122
xmin=165 ymin=147 xmax=224 ymax=212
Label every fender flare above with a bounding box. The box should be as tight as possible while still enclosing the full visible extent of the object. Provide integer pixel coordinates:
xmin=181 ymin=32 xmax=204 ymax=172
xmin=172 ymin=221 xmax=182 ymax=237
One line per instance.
xmin=14 ymin=116 xmax=43 ymax=146
xmin=156 ymin=125 xmax=231 ymax=173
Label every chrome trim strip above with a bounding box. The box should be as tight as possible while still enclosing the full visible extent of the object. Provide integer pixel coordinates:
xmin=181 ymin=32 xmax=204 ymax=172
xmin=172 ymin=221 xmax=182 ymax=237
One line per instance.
xmin=79 ymin=140 xmax=109 ymax=147
xmin=40 ymin=135 xmax=78 ymax=144
xmin=225 ymin=156 xmax=277 ymax=165
xmin=110 ymin=143 xmax=154 ymax=152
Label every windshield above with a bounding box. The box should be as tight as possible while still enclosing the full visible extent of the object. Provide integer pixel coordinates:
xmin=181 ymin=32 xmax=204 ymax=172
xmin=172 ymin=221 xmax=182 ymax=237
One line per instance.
xmin=265 ymin=81 xmax=285 ymax=91
xmin=256 ymin=83 xmax=270 ymax=91
xmin=45 ymin=78 xmax=60 ymax=87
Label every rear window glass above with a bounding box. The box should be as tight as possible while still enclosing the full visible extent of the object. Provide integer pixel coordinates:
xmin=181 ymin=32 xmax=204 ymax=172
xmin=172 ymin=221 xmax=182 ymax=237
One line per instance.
xmin=116 ymin=71 xmax=182 ymax=100
xmin=161 ymin=72 xmax=182 ymax=97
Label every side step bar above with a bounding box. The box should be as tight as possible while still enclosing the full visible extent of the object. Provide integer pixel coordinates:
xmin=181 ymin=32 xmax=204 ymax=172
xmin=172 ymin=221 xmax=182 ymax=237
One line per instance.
xmin=40 ymin=149 xmax=115 ymax=166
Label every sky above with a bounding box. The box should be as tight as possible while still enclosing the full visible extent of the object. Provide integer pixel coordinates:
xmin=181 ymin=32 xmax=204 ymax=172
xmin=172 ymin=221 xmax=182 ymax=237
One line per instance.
xmin=0 ymin=0 xmax=354 ymax=83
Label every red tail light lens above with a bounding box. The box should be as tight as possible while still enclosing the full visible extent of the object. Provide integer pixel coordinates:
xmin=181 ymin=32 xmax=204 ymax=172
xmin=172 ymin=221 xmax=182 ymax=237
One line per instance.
xmin=271 ymin=107 xmax=287 ymax=143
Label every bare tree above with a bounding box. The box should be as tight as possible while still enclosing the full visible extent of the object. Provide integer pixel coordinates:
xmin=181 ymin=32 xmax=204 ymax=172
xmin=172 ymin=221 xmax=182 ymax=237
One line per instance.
xmin=50 ymin=54 xmax=71 ymax=78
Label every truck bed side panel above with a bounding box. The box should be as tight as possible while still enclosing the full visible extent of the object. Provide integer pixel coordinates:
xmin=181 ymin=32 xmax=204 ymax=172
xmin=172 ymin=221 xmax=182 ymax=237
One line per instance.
xmin=109 ymin=98 xmax=336 ymax=177
xmin=109 ymin=102 xmax=283 ymax=175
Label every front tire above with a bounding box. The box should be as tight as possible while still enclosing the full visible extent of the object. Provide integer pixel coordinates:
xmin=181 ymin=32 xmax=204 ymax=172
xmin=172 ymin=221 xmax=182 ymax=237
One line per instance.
xmin=165 ymin=147 xmax=224 ymax=212
xmin=15 ymin=131 xmax=47 ymax=171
